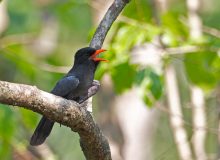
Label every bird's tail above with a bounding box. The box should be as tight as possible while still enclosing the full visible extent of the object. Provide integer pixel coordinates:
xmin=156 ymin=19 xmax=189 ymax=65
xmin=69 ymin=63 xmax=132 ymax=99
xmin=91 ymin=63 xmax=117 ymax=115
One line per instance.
xmin=30 ymin=116 xmax=54 ymax=146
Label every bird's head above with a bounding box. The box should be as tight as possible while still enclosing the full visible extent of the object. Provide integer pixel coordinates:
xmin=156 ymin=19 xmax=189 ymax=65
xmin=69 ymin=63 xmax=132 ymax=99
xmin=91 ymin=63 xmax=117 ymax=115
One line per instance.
xmin=74 ymin=47 xmax=107 ymax=65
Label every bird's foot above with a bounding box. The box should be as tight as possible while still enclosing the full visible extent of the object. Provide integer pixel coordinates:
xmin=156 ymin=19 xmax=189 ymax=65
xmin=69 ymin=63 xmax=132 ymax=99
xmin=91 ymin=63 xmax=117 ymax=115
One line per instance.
xmin=78 ymin=80 xmax=100 ymax=104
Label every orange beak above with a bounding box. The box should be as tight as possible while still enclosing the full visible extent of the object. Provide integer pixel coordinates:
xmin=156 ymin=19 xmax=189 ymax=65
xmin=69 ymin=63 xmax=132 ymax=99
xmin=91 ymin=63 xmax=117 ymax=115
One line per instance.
xmin=90 ymin=49 xmax=108 ymax=62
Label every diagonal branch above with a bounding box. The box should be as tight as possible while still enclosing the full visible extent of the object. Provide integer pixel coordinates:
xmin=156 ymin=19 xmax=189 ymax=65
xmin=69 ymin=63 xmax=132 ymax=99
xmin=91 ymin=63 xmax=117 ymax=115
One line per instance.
xmin=0 ymin=81 xmax=111 ymax=160
xmin=88 ymin=0 xmax=129 ymax=112
xmin=0 ymin=0 xmax=130 ymax=160
xmin=90 ymin=0 xmax=129 ymax=49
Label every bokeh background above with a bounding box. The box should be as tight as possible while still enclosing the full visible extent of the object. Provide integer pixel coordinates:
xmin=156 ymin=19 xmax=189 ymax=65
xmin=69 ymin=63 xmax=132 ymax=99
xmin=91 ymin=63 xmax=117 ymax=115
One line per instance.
xmin=0 ymin=0 xmax=220 ymax=159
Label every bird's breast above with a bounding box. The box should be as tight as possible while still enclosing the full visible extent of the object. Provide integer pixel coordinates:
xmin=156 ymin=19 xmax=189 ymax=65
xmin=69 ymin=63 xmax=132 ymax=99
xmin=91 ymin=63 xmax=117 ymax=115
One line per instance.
xmin=66 ymin=62 xmax=96 ymax=101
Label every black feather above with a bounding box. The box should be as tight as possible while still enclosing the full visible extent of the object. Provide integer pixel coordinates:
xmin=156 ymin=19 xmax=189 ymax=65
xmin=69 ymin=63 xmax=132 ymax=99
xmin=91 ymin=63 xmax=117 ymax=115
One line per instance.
xmin=30 ymin=116 xmax=54 ymax=146
xmin=30 ymin=47 xmax=100 ymax=146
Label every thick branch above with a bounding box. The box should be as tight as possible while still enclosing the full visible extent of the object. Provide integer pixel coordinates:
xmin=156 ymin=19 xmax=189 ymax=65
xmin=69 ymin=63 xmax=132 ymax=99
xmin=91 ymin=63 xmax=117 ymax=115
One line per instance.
xmin=0 ymin=0 xmax=130 ymax=159
xmin=85 ymin=1 xmax=129 ymax=158
xmin=0 ymin=80 xmax=110 ymax=160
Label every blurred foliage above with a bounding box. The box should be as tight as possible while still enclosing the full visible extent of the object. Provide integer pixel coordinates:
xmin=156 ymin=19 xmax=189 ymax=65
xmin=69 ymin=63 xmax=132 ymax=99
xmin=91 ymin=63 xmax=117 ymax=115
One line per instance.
xmin=184 ymin=51 xmax=219 ymax=89
xmin=110 ymin=62 xmax=136 ymax=93
xmin=0 ymin=0 xmax=220 ymax=159
xmin=1 ymin=0 xmax=93 ymax=159
xmin=135 ymin=68 xmax=163 ymax=107
xmin=0 ymin=105 xmax=15 ymax=159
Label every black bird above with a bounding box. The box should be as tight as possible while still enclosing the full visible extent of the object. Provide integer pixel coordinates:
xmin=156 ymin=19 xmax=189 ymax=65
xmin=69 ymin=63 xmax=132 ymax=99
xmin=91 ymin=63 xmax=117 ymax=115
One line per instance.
xmin=30 ymin=47 xmax=107 ymax=146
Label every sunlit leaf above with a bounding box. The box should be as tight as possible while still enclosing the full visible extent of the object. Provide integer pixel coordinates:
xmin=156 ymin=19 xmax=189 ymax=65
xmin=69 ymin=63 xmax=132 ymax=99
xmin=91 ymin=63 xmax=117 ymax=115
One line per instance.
xmin=162 ymin=12 xmax=188 ymax=37
xmin=184 ymin=51 xmax=218 ymax=89
xmin=162 ymin=12 xmax=188 ymax=46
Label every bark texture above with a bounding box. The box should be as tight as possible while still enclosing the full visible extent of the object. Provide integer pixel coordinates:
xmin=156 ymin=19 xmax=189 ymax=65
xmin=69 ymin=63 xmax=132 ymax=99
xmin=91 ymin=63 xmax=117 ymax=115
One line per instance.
xmin=0 ymin=81 xmax=111 ymax=159
xmin=0 ymin=0 xmax=130 ymax=159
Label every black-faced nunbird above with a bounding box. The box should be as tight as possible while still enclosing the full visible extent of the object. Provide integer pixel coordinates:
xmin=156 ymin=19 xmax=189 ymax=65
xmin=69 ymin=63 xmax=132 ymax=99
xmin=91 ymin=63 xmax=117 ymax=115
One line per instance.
xmin=30 ymin=47 xmax=107 ymax=146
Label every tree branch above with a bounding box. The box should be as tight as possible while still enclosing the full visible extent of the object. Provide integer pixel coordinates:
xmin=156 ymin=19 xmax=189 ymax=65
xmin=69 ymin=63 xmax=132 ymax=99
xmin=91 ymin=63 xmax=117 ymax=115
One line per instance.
xmin=164 ymin=65 xmax=193 ymax=160
xmin=90 ymin=0 xmax=129 ymax=49
xmin=88 ymin=0 xmax=129 ymax=113
xmin=187 ymin=0 xmax=207 ymax=159
xmin=152 ymin=0 xmax=193 ymax=159
xmin=0 ymin=0 xmax=130 ymax=159
xmin=0 ymin=81 xmax=110 ymax=160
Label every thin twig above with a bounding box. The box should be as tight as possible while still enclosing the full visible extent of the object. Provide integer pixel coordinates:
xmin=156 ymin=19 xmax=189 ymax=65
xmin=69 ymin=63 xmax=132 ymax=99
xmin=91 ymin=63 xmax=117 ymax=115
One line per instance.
xmin=203 ymin=26 xmax=220 ymax=39
xmin=156 ymin=104 xmax=219 ymax=135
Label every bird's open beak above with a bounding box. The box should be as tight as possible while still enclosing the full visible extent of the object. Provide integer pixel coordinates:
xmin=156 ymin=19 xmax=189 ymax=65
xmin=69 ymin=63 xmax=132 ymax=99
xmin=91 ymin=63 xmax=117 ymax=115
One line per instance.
xmin=90 ymin=49 xmax=108 ymax=62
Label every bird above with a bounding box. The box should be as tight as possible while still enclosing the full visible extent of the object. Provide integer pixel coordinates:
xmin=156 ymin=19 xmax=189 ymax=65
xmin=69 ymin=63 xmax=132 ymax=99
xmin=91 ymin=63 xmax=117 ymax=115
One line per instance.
xmin=30 ymin=47 xmax=107 ymax=146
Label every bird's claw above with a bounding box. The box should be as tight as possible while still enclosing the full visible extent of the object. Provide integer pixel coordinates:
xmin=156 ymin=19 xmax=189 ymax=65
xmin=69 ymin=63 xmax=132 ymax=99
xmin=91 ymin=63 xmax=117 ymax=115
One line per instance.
xmin=78 ymin=80 xmax=100 ymax=104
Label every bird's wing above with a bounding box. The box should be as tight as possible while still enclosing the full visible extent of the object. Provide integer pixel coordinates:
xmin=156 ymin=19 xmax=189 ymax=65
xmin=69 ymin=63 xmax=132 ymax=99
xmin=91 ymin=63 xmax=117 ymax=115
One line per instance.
xmin=51 ymin=76 xmax=79 ymax=96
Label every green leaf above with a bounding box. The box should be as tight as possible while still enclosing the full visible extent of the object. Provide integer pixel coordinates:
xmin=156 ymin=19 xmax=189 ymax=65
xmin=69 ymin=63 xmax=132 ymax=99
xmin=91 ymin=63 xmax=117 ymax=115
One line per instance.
xmin=122 ymin=0 xmax=153 ymax=22
xmin=212 ymin=56 xmax=220 ymax=80
xmin=110 ymin=62 xmax=136 ymax=93
xmin=112 ymin=25 xmax=160 ymax=54
xmin=143 ymin=93 xmax=153 ymax=107
xmin=135 ymin=68 xmax=163 ymax=107
xmin=162 ymin=12 xmax=188 ymax=46
xmin=135 ymin=69 xmax=147 ymax=84
xmin=184 ymin=51 xmax=218 ymax=89
xmin=162 ymin=12 xmax=188 ymax=38
xmin=149 ymin=72 xmax=163 ymax=99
